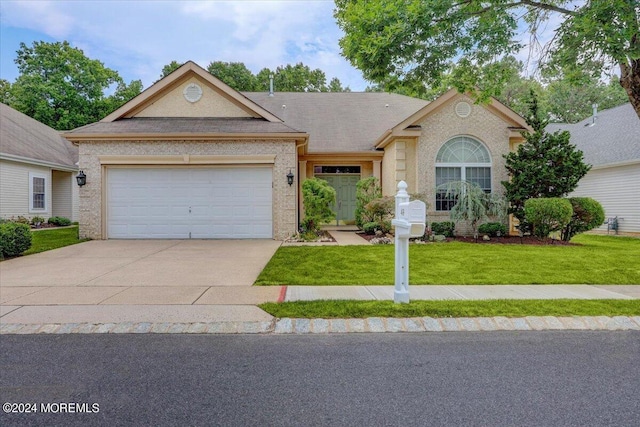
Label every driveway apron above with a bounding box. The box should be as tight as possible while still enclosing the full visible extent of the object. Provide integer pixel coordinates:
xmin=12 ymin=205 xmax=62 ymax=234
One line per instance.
xmin=0 ymin=240 xmax=282 ymax=322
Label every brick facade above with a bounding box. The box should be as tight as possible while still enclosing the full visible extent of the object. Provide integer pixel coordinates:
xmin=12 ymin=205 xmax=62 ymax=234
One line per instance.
xmin=78 ymin=139 xmax=297 ymax=240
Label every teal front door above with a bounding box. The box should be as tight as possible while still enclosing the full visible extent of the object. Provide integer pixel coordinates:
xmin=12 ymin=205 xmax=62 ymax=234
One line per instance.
xmin=316 ymin=174 xmax=360 ymax=224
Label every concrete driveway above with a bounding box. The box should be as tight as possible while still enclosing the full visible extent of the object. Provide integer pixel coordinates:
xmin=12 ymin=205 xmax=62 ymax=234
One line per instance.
xmin=1 ymin=240 xmax=282 ymax=325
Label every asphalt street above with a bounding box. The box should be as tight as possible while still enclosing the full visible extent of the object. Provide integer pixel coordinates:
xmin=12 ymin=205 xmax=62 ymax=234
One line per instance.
xmin=1 ymin=332 xmax=639 ymax=426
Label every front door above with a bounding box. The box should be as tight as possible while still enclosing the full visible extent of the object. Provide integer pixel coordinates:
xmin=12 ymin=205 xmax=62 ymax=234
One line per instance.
xmin=316 ymin=174 xmax=359 ymax=223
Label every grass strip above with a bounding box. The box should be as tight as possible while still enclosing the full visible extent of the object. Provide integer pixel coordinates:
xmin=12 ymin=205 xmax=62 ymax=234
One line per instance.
xmin=259 ymin=299 xmax=640 ymax=319
xmin=255 ymin=235 xmax=640 ymax=285
xmin=23 ymin=226 xmax=89 ymax=256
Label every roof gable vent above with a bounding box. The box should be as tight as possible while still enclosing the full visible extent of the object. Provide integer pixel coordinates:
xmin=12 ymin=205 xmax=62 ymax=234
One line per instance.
xmin=455 ymin=101 xmax=472 ymax=118
xmin=183 ymin=83 xmax=203 ymax=103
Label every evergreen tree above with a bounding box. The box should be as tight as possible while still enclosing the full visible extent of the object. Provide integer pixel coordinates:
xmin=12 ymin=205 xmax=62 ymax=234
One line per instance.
xmin=502 ymin=91 xmax=591 ymax=232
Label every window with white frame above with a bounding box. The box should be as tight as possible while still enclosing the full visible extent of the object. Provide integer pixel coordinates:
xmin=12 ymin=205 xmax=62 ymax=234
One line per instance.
xmin=435 ymin=136 xmax=491 ymax=211
xmin=29 ymin=172 xmax=47 ymax=212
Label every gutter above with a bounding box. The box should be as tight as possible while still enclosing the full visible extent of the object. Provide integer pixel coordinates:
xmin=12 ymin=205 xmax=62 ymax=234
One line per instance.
xmin=0 ymin=153 xmax=78 ymax=172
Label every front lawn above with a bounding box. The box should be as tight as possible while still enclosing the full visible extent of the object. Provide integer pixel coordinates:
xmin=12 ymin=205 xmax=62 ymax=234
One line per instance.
xmin=259 ymin=299 xmax=640 ymax=319
xmin=256 ymin=235 xmax=640 ymax=285
xmin=23 ymin=226 xmax=89 ymax=256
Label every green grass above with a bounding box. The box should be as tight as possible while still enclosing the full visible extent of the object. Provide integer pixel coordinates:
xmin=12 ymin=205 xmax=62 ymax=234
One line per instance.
xmin=256 ymin=235 xmax=640 ymax=285
xmin=259 ymin=299 xmax=640 ymax=319
xmin=23 ymin=226 xmax=89 ymax=256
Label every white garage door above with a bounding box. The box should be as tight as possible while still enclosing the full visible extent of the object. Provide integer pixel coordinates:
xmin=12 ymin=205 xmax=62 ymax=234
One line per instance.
xmin=107 ymin=167 xmax=272 ymax=239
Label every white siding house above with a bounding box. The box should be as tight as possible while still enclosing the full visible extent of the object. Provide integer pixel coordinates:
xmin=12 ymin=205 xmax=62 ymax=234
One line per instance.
xmin=548 ymin=103 xmax=640 ymax=235
xmin=0 ymin=103 xmax=79 ymax=222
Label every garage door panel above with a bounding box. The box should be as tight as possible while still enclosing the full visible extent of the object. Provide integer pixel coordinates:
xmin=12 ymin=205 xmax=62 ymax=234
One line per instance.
xmin=107 ymin=167 xmax=273 ymax=239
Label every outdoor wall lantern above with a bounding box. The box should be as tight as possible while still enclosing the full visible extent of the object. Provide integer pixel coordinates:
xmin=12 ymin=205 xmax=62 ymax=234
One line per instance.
xmin=286 ymin=169 xmax=294 ymax=186
xmin=76 ymin=170 xmax=87 ymax=187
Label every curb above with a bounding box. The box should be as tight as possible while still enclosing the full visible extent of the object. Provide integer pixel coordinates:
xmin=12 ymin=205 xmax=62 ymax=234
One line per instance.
xmin=1 ymin=316 xmax=639 ymax=335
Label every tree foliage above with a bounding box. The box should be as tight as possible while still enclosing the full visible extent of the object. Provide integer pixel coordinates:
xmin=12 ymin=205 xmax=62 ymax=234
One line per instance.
xmin=561 ymin=197 xmax=605 ymax=241
xmin=441 ymin=181 xmax=507 ymax=238
xmin=524 ymin=198 xmax=573 ymax=239
xmin=7 ymin=41 xmax=142 ymax=130
xmin=335 ymin=0 xmax=640 ymax=119
xmin=159 ymin=60 xmax=183 ymax=80
xmin=355 ymin=177 xmax=382 ymax=229
xmin=207 ymin=61 xmax=259 ymax=91
xmin=301 ymin=178 xmax=336 ymax=234
xmin=502 ymin=91 xmax=591 ymax=231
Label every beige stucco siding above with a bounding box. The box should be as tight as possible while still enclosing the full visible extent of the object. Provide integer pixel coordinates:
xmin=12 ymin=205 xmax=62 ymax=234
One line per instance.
xmin=134 ymin=76 xmax=253 ymax=118
xmin=78 ymin=140 xmax=297 ymax=240
xmin=0 ymin=160 xmax=51 ymax=220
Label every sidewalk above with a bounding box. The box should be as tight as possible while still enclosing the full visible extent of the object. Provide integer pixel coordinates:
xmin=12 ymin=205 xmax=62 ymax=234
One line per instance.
xmin=2 ymin=284 xmax=638 ymax=335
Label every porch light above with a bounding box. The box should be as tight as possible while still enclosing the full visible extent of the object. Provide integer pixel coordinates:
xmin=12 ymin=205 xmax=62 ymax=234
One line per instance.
xmin=286 ymin=169 xmax=294 ymax=186
xmin=76 ymin=170 xmax=87 ymax=187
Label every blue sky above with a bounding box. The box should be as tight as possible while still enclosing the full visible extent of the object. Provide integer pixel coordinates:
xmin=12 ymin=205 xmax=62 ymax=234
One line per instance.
xmin=0 ymin=0 xmax=370 ymax=91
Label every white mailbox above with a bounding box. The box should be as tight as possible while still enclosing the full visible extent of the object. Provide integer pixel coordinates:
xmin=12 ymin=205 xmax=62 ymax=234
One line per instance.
xmin=398 ymin=200 xmax=426 ymax=237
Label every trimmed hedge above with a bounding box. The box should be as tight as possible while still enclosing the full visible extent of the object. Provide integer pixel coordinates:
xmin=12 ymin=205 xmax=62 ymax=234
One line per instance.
xmin=431 ymin=221 xmax=455 ymax=237
xmin=561 ymin=197 xmax=605 ymax=241
xmin=524 ymin=198 xmax=573 ymax=239
xmin=0 ymin=222 xmax=32 ymax=258
xmin=478 ymin=222 xmax=507 ymax=237
xmin=48 ymin=216 xmax=72 ymax=226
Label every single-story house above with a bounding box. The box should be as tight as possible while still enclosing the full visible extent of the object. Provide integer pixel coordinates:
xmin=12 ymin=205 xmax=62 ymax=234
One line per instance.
xmin=548 ymin=103 xmax=640 ymax=235
xmin=0 ymin=103 xmax=79 ymax=222
xmin=63 ymin=61 xmax=531 ymax=240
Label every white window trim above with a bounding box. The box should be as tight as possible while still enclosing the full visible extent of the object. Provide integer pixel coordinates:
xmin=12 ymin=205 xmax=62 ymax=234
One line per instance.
xmin=29 ymin=172 xmax=47 ymax=213
xmin=435 ymin=136 xmax=493 ymax=212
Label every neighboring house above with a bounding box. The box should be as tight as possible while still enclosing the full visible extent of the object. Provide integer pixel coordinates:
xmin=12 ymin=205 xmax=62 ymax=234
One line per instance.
xmin=63 ymin=61 xmax=530 ymax=240
xmin=0 ymin=103 xmax=79 ymax=222
xmin=548 ymin=104 xmax=640 ymax=235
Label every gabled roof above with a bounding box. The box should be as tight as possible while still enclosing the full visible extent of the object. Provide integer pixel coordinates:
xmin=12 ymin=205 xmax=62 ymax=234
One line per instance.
xmin=244 ymin=92 xmax=429 ymax=152
xmin=64 ymin=117 xmax=303 ymax=140
xmin=101 ymin=61 xmax=283 ymax=123
xmin=375 ymin=88 xmax=531 ymax=148
xmin=0 ymin=103 xmax=77 ymax=170
xmin=546 ymin=103 xmax=640 ymax=167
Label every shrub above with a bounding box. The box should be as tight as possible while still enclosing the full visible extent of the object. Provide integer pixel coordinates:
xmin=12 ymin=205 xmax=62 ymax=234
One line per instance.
xmin=478 ymin=222 xmax=507 ymax=237
xmin=301 ymin=178 xmax=336 ymax=234
xmin=48 ymin=216 xmax=72 ymax=226
xmin=431 ymin=221 xmax=455 ymax=237
xmin=355 ymin=177 xmax=382 ymax=229
xmin=363 ymin=196 xmax=394 ymax=234
xmin=31 ymin=216 xmax=45 ymax=225
xmin=561 ymin=197 xmax=605 ymax=241
xmin=524 ymin=198 xmax=573 ymax=239
xmin=0 ymin=222 xmax=32 ymax=258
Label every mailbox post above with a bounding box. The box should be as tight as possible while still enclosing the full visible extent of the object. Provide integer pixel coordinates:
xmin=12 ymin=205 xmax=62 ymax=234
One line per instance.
xmin=390 ymin=181 xmax=426 ymax=303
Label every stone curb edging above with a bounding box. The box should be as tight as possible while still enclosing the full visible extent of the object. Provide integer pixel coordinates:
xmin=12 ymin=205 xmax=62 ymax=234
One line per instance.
xmin=1 ymin=316 xmax=640 ymax=335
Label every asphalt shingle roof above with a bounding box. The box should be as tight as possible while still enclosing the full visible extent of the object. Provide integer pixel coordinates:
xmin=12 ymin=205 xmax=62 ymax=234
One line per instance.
xmin=0 ymin=103 xmax=77 ymax=167
xmin=243 ymin=92 xmax=429 ymax=152
xmin=546 ymin=103 xmax=640 ymax=167
xmin=65 ymin=117 xmax=302 ymax=135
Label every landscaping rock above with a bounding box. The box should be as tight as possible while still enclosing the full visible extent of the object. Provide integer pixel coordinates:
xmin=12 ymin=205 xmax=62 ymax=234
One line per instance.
xmin=434 ymin=234 xmax=446 ymax=242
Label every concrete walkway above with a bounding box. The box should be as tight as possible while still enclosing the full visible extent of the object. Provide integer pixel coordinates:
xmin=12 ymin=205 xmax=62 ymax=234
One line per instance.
xmin=284 ymin=284 xmax=638 ymax=301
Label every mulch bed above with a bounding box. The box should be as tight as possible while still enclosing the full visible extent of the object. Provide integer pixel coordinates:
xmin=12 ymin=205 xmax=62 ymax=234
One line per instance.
xmin=357 ymin=231 xmax=577 ymax=245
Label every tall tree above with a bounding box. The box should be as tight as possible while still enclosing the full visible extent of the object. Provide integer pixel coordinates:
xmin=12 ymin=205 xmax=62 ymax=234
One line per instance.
xmin=8 ymin=41 xmax=141 ymax=130
xmin=256 ymin=63 xmax=328 ymax=92
xmin=335 ymin=0 xmax=640 ymax=119
xmin=0 ymin=79 xmax=13 ymax=104
xmin=207 ymin=61 xmax=258 ymax=91
xmin=159 ymin=60 xmax=183 ymax=80
xmin=502 ymin=91 xmax=591 ymax=232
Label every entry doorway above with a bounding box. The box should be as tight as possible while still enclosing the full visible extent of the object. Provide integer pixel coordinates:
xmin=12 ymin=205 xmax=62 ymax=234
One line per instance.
xmin=315 ymin=166 xmax=361 ymax=224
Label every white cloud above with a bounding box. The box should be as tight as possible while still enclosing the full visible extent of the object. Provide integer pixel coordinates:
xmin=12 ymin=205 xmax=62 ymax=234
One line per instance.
xmin=0 ymin=0 xmax=366 ymax=89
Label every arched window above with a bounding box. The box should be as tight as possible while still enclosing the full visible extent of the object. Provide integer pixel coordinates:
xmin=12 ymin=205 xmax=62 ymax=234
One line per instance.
xmin=435 ymin=136 xmax=491 ymax=211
